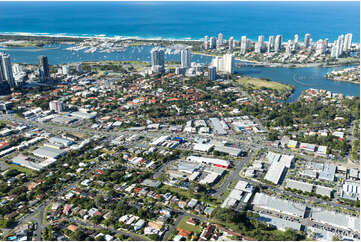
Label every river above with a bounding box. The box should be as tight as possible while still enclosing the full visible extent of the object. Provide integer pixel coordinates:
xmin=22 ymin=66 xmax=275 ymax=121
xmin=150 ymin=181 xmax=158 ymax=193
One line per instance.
xmin=1 ymin=44 xmax=359 ymax=102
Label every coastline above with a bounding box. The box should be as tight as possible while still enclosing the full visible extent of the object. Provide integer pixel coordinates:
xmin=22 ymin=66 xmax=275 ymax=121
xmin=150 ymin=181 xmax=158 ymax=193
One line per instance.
xmin=0 ymin=33 xmax=359 ymax=69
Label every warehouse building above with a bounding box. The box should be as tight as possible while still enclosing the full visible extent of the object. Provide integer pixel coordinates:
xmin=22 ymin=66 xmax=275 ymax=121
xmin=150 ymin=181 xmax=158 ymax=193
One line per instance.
xmin=32 ymin=146 xmax=66 ymax=159
xmin=315 ymin=185 xmax=333 ymax=198
xmin=257 ymin=213 xmax=303 ymax=232
xmin=311 ymin=207 xmax=360 ymax=232
xmin=285 ymin=179 xmax=313 ymax=193
xmin=319 ymin=163 xmax=336 ymax=181
xmin=264 ymin=162 xmax=287 ymax=185
xmin=209 ymin=118 xmax=227 ymax=135
xmin=252 ymin=193 xmax=306 ymax=218
xmin=186 ymin=156 xmax=229 ymax=168
xmin=49 ymin=136 xmax=73 ymax=147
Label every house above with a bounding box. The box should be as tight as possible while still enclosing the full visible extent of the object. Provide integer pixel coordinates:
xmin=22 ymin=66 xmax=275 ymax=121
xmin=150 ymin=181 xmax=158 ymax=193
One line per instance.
xmin=63 ymin=204 xmax=72 ymax=215
xmin=200 ymin=224 xmax=215 ymax=240
xmin=187 ymin=199 xmax=198 ymax=209
xmin=186 ymin=217 xmax=198 ymax=226
xmin=133 ymin=219 xmax=146 ymax=231
xmin=177 ymin=228 xmax=192 ymax=238
xmin=67 ymin=225 xmax=78 ymax=232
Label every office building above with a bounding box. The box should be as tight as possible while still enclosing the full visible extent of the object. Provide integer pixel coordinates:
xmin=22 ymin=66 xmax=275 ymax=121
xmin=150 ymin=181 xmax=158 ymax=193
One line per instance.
xmin=268 ymin=35 xmax=274 ymax=52
xmin=274 ymin=35 xmax=282 ymax=52
xmin=208 ymin=66 xmax=216 ymax=81
xmin=180 ymin=47 xmax=192 ymax=68
xmin=49 ymin=100 xmax=65 ymax=113
xmin=203 ymin=35 xmax=208 ymax=50
xmin=0 ymin=52 xmax=15 ymax=88
xmin=217 ymin=33 xmax=223 ymax=47
xmin=304 ymin=33 xmax=311 ymax=48
xmin=240 ymin=36 xmax=248 ymax=54
xmin=210 ymin=36 xmax=217 ymax=49
xmin=38 ymin=55 xmax=50 ymax=82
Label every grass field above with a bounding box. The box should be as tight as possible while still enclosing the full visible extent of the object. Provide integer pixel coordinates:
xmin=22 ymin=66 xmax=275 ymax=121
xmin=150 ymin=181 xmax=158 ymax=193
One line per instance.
xmin=7 ymin=164 xmax=38 ymax=176
xmin=176 ymin=216 xmax=202 ymax=234
xmin=238 ymin=77 xmax=293 ymax=91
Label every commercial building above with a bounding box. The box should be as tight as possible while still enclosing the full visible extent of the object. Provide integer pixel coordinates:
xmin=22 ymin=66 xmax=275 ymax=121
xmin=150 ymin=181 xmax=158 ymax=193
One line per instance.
xmin=186 ymin=155 xmax=229 ymax=169
xmin=71 ymin=111 xmax=97 ymax=119
xmin=299 ymin=142 xmax=316 ymax=152
xmin=264 ymin=161 xmax=287 ymax=185
xmin=209 ymin=117 xmax=227 ymax=135
xmin=285 ymin=179 xmax=313 ymax=193
xmin=49 ymin=100 xmax=65 ymax=113
xmin=221 ymin=180 xmax=255 ymax=208
xmin=217 ymin=33 xmax=223 ymax=47
xmin=315 ymin=185 xmax=332 ymax=198
xmin=311 ymin=207 xmax=360 ymax=232
xmin=319 ymin=163 xmax=336 ymax=181
xmin=341 ymin=180 xmax=359 ymax=201
xmin=33 ymin=146 xmax=66 ymax=159
xmin=252 ymin=193 xmax=306 ymax=218
xmin=193 ymin=143 xmax=214 ymax=152
xmin=48 ymin=136 xmax=73 ymax=147
xmin=38 ymin=55 xmax=50 ymax=82
xmin=257 ymin=213 xmax=303 ymax=232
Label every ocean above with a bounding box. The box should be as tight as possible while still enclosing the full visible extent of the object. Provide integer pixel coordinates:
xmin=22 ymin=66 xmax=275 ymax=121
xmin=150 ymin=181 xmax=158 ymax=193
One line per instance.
xmin=0 ymin=1 xmax=359 ymax=42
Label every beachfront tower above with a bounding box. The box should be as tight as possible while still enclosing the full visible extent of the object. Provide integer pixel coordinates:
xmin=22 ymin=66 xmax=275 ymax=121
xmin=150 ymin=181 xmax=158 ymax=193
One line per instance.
xmin=274 ymin=35 xmax=282 ymax=53
xmin=304 ymin=33 xmax=311 ymax=48
xmin=204 ymin=36 xmax=209 ymax=50
xmin=240 ymin=36 xmax=248 ymax=55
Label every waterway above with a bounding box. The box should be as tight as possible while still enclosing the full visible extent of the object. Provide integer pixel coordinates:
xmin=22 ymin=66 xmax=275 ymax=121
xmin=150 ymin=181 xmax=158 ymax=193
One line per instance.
xmin=1 ymin=44 xmax=359 ymax=102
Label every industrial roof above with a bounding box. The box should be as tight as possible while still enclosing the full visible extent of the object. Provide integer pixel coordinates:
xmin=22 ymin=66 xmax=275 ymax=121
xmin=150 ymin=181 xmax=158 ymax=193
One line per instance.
xmin=252 ymin=193 xmax=306 ymax=218
xmin=258 ymin=213 xmax=302 ymax=231
xmin=264 ymin=162 xmax=287 ymax=185
xmin=286 ymin=179 xmax=313 ymax=193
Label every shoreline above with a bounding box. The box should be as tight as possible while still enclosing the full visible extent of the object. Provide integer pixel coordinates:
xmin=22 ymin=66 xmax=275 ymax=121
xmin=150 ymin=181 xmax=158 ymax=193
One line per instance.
xmin=0 ymin=33 xmax=359 ymax=69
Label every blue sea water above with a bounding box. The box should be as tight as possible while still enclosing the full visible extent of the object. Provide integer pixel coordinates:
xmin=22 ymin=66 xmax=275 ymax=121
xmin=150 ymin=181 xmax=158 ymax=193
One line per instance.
xmin=0 ymin=1 xmax=359 ymax=42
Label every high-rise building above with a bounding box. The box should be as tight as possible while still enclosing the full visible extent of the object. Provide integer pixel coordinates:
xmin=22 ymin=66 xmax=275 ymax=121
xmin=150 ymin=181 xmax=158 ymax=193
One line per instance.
xmin=343 ymin=33 xmax=353 ymax=52
xmin=323 ymin=38 xmax=329 ymax=53
xmin=208 ymin=66 xmax=217 ymax=81
xmin=228 ymin=37 xmax=234 ymax=50
xmin=274 ymin=35 xmax=282 ymax=53
xmin=210 ymin=37 xmax=217 ymax=49
xmin=0 ymin=52 xmax=15 ymax=88
xmin=75 ymin=63 xmax=83 ymax=73
xmin=304 ymin=33 xmax=311 ymax=48
xmin=223 ymin=53 xmax=234 ymax=74
xmin=49 ymin=100 xmax=65 ymax=113
xmin=286 ymin=40 xmax=293 ymax=55
xmin=293 ymin=34 xmax=299 ymax=50
xmin=204 ymin=36 xmax=209 ymax=50
xmin=62 ymin=65 xmax=70 ymax=75
xmin=181 ymin=47 xmax=192 ymax=68
xmin=316 ymin=39 xmax=325 ymax=55
xmin=331 ymin=35 xmax=345 ymax=58
xmin=240 ymin=36 xmax=248 ymax=55
xmin=150 ymin=48 xmax=165 ymax=71
xmin=217 ymin=33 xmax=223 ymax=47
xmin=38 ymin=55 xmax=50 ymax=82
xmin=255 ymin=35 xmax=264 ymax=53
xmin=268 ymin=35 xmax=274 ymax=52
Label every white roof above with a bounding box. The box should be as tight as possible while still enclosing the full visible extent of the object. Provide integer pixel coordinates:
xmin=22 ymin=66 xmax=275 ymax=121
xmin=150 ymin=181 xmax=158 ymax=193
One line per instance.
xmin=193 ymin=143 xmax=214 ymax=152
xmin=311 ymin=207 xmax=360 ymax=232
xmin=252 ymin=193 xmax=306 ymax=217
xmin=286 ymin=179 xmax=313 ymax=193
xmin=264 ymin=162 xmax=286 ymax=184
xmin=186 ymin=155 xmax=229 ymax=167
